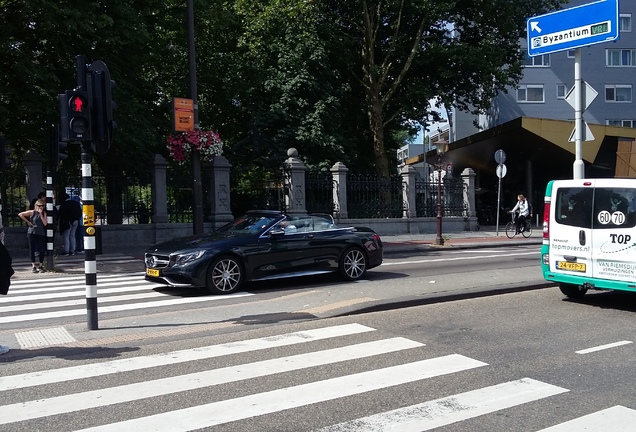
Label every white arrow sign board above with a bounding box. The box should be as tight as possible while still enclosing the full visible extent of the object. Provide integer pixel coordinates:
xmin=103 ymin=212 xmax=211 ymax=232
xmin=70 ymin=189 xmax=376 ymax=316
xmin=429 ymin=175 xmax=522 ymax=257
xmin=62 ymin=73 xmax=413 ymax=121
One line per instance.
xmin=569 ymin=122 xmax=595 ymax=142
xmin=565 ymin=81 xmax=598 ymax=111
xmin=496 ymin=164 xmax=507 ymax=178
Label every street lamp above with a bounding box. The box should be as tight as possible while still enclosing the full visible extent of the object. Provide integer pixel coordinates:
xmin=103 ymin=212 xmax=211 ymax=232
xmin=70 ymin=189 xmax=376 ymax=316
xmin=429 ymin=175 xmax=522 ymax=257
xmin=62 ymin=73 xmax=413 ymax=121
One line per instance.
xmin=435 ymin=138 xmax=448 ymax=246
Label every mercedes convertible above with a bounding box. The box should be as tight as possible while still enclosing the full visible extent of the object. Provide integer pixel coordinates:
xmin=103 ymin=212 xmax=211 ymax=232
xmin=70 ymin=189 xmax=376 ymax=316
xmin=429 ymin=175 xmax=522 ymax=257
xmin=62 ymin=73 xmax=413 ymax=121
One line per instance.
xmin=144 ymin=210 xmax=383 ymax=294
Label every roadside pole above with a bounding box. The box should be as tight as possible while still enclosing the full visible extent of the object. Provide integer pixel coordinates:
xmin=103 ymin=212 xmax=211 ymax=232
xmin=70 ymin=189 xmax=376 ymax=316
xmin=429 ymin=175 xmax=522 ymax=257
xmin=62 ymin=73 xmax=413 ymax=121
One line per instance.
xmin=81 ymin=142 xmax=98 ymax=329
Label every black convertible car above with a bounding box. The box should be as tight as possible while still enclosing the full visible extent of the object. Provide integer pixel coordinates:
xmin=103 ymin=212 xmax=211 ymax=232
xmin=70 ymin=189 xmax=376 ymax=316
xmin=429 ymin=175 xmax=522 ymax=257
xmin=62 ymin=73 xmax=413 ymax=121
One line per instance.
xmin=145 ymin=210 xmax=383 ymax=294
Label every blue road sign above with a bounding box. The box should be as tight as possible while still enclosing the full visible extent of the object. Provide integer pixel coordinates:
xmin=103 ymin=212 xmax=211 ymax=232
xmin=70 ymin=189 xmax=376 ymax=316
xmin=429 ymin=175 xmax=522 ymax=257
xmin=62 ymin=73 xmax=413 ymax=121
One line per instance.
xmin=527 ymin=0 xmax=619 ymax=57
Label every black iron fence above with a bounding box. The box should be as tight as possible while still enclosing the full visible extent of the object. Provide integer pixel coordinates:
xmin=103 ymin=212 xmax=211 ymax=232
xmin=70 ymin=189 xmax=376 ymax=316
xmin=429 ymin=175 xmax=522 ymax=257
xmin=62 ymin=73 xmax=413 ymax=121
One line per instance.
xmin=346 ymin=173 xmax=405 ymax=219
xmin=415 ymin=177 xmax=468 ymax=218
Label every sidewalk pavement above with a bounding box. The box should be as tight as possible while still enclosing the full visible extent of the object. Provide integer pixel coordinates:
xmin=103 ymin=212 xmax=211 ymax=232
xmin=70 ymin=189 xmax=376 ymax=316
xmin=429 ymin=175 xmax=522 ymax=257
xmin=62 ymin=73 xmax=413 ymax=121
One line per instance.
xmin=7 ymin=226 xmax=542 ymax=279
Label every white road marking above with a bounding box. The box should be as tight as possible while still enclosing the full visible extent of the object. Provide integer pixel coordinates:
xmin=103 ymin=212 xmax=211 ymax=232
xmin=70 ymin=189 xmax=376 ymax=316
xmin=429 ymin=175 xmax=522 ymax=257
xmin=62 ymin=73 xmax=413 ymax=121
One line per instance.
xmin=576 ymin=340 xmax=633 ymax=354
xmin=537 ymin=405 xmax=636 ymax=431
xmin=0 ymin=292 xmax=253 ymax=324
xmin=73 ymin=355 xmax=487 ymax=432
xmin=319 ymin=378 xmax=568 ymax=431
xmin=0 ymin=338 xmax=423 ymax=424
xmin=382 ymin=251 xmax=537 ymax=266
xmin=0 ymin=323 xmax=375 ymax=391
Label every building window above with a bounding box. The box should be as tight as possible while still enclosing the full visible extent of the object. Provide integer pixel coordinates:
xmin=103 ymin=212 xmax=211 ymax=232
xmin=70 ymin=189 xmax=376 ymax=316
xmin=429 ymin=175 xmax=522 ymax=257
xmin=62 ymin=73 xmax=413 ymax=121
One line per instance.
xmin=607 ymin=119 xmax=636 ymax=128
xmin=557 ymin=84 xmax=568 ymax=99
xmin=620 ymin=14 xmax=632 ymax=32
xmin=522 ymin=50 xmax=550 ymax=66
xmin=517 ymin=84 xmax=544 ymax=103
xmin=605 ymin=85 xmax=632 ymax=102
xmin=606 ymin=49 xmax=636 ymax=66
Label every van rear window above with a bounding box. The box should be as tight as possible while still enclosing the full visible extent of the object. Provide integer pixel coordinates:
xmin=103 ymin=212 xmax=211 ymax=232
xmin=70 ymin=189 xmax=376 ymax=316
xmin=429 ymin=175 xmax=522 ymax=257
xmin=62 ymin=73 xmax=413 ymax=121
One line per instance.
xmin=555 ymin=187 xmax=636 ymax=229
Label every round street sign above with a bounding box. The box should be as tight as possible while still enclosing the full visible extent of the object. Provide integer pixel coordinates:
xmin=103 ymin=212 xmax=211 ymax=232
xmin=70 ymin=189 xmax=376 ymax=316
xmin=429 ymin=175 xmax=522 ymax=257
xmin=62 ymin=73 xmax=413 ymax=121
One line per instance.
xmin=496 ymin=164 xmax=507 ymax=178
xmin=494 ymin=149 xmax=506 ymax=165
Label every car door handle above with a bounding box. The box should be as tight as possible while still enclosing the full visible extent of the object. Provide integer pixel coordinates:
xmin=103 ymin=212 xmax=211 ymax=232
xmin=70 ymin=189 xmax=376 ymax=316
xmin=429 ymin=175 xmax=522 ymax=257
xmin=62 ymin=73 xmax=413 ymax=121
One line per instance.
xmin=304 ymin=234 xmax=314 ymax=239
xmin=579 ymin=230 xmax=586 ymax=246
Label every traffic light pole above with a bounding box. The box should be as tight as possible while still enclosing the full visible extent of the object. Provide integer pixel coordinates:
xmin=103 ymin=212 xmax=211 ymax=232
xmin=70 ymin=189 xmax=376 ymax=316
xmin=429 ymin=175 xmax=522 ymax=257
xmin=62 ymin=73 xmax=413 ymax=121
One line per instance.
xmin=45 ymin=171 xmax=54 ymax=271
xmin=187 ymin=0 xmax=204 ymax=236
xmin=81 ymin=142 xmax=98 ymax=330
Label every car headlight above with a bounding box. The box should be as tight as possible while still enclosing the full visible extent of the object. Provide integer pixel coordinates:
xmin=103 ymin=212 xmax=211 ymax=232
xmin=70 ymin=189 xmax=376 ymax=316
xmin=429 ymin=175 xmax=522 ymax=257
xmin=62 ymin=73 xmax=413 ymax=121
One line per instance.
xmin=174 ymin=250 xmax=206 ymax=265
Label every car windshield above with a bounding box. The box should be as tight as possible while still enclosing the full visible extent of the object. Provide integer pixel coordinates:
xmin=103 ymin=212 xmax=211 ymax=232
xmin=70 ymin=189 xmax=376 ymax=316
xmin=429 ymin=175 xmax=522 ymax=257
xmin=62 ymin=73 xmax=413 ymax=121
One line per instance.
xmin=217 ymin=214 xmax=280 ymax=234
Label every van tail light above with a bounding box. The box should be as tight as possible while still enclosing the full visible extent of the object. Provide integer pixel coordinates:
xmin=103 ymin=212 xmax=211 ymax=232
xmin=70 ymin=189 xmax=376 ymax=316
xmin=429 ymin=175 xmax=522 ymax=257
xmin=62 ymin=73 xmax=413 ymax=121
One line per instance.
xmin=543 ymin=202 xmax=551 ymax=240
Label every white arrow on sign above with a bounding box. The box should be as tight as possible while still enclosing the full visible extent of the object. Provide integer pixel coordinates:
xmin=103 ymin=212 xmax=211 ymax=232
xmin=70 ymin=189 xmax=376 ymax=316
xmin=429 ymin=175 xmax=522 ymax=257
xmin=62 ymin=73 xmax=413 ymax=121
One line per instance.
xmin=530 ymin=21 xmax=541 ymax=33
xmin=564 ymin=81 xmax=598 ymax=112
xmin=569 ymin=121 xmax=595 ymax=142
xmin=496 ymin=164 xmax=507 ymax=179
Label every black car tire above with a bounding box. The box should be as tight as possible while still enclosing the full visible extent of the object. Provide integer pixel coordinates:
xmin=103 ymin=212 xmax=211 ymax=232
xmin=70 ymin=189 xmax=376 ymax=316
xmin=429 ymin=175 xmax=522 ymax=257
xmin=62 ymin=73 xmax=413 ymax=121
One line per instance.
xmin=559 ymin=283 xmax=587 ymax=299
xmin=339 ymin=247 xmax=367 ymax=281
xmin=206 ymin=255 xmax=244 ymax=294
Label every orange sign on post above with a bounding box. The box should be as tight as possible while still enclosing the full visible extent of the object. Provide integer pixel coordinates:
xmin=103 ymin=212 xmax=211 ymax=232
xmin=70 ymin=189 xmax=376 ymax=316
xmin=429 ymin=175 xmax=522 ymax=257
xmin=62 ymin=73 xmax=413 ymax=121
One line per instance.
xmin=173 ymin=98 xmax=194 ymax=132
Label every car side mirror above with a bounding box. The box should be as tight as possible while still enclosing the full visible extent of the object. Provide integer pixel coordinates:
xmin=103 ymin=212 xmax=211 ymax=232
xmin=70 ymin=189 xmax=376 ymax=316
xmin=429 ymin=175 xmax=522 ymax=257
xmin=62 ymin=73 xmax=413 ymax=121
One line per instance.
xmin=269 ymin=228 xmax=285 ymax=237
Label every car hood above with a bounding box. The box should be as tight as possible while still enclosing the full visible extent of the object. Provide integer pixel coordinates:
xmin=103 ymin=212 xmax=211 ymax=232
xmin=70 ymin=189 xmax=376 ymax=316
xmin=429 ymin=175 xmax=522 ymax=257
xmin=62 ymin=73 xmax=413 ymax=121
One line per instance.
xmin=146 ymin=231 xmax=247 ymax=254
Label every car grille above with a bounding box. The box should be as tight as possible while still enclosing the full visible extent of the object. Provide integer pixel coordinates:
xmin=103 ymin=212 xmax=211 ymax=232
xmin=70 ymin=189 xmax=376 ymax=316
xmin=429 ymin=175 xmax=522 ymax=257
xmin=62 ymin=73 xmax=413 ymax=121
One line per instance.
xmin=145 ymin=253 xmax=170 ymax=269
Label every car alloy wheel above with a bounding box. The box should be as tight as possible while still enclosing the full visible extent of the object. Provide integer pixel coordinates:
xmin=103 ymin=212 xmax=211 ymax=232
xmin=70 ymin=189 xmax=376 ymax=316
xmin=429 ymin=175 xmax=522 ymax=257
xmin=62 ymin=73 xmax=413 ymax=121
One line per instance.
xmin=339 ymin=247 xmax=367 ymax=280
xmin=206 ymin=255 xmax=243 ymax=294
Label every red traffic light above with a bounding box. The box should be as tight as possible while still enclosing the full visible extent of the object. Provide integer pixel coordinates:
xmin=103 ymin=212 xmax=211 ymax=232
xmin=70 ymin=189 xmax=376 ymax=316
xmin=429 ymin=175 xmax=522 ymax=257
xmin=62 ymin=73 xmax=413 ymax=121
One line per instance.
xmin=69 ymin=95 xmax=87 ymax=113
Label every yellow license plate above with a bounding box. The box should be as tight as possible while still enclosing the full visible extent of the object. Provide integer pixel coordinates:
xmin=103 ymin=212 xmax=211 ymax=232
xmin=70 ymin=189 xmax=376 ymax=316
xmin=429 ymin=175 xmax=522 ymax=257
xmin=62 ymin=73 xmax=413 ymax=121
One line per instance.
xmin=146 ymin=268 xmax=160 ymax=277
xmin=557 ymin=261 xmax=586 ymax=272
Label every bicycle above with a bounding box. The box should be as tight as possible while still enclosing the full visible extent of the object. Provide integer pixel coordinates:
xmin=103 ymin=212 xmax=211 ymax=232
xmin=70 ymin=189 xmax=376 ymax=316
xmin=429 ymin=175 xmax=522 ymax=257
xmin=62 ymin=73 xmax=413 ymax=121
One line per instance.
xmin=505 ymin=212 xmax=532 ymax=239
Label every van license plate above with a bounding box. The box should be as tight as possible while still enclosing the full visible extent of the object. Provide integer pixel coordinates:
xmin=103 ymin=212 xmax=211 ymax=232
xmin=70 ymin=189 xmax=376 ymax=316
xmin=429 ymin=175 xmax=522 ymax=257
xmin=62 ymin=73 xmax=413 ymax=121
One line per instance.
xmin=146 ymin=268 xmax=160 ymax=277
xmin=557 ymin=261 xmax=586 ymax=272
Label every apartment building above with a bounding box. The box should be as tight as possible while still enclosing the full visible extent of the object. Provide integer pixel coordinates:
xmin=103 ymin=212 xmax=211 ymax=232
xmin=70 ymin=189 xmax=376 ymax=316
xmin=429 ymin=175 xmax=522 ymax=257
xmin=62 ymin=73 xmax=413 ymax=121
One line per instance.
xmin=434 ymin=0 xmax=636 ymax=217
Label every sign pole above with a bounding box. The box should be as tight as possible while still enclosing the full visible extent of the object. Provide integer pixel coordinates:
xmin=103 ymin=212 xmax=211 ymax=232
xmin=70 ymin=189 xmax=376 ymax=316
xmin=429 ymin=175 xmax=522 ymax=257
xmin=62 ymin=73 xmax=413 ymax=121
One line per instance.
xmin=573 ymin=48 xmax=584 ymax=179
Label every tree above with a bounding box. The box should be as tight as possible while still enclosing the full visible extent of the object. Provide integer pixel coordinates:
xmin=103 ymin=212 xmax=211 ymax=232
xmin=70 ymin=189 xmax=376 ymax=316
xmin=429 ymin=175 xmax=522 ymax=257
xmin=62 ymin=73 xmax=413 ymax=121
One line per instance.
xmin=325 ymin=0 xmax=569 ymax=178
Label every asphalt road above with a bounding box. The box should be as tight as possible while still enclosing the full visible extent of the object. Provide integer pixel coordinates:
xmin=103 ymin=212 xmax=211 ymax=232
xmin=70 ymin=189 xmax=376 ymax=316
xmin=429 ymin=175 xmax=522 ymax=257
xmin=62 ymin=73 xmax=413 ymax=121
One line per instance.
xmin=2 ymin=286 xmax=636 ymax=431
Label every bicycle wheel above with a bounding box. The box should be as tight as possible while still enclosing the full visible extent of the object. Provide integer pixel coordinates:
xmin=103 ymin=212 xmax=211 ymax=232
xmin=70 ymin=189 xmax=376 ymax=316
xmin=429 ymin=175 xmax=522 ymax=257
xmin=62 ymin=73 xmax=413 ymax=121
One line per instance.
xmin=522 ymin=222 xmax=532 ymax=238
xmin=505 ymin=222 xmax=516 ymax=239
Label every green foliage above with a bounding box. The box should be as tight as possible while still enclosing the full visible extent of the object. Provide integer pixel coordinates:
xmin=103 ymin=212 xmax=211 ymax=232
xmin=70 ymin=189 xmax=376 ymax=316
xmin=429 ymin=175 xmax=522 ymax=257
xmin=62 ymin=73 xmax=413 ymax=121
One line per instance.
xmin=0 ymin=0 xmax=569 ymax=185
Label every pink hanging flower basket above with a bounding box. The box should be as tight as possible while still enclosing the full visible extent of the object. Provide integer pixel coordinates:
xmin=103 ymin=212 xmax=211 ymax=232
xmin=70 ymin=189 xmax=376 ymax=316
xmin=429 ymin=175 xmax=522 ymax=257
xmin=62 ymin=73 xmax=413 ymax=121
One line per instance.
xmin=166 ymin=129 xmax=223 ymax=164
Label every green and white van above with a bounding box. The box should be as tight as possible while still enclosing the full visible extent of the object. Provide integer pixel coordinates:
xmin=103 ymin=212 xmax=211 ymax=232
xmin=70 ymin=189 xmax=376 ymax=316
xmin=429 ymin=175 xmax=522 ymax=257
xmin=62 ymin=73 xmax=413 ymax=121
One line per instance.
xmin=541 ymin=179 xmax=636 ymax=298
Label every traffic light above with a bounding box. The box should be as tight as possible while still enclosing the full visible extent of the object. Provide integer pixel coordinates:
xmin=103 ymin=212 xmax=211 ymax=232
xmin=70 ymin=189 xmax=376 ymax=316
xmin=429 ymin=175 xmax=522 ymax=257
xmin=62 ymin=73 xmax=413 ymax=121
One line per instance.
xmin=59 ymin=90 xmax=91 ymax=142
xmin=0 ymin=136 xmax=12 ymax=171
xmin=47 ymin=122 xmax=67 ymax=171
xmin=88 ymin=61 xmax=116 ymax=153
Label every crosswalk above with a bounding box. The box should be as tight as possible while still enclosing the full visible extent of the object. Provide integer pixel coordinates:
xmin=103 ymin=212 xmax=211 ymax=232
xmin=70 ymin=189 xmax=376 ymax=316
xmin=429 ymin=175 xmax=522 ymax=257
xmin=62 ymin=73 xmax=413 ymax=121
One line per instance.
xmin=1 ymin=322 xmax=634 ymax=431
xmin=1 ymin=272 xmax=252 ymax=326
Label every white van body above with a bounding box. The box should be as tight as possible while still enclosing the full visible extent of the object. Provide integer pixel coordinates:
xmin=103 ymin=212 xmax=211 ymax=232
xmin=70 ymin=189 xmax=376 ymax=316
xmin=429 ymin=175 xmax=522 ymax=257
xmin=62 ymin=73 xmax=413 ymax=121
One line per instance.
xmin=541 ymin=178 xmax=636 ymax=298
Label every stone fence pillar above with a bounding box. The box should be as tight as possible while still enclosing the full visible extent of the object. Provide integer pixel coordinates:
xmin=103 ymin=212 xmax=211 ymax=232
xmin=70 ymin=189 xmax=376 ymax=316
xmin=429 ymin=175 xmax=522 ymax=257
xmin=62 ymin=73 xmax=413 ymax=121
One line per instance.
xmin=400 ymin=165 xmax=417 ymax=219
xmin=330 ymin=162 xmax=348 ymax=220
xmin=284 ymin=148 xmax=307 ymax=215
xmin=151 ymin=154 xmax=169 ymax=223
xmin=206 ymin=155 xmax=234 ymax=227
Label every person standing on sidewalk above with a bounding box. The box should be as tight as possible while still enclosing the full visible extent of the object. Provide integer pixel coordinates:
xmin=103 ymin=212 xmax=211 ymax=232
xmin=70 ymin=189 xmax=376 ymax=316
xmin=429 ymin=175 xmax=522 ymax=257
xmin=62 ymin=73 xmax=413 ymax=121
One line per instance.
xmin=0 ymin=239 xmax=14 ymax=354
xmin=18 ymin=200 xmax=48 ymax=272
xmin=59 ymin=192 xmax=82 ymax=256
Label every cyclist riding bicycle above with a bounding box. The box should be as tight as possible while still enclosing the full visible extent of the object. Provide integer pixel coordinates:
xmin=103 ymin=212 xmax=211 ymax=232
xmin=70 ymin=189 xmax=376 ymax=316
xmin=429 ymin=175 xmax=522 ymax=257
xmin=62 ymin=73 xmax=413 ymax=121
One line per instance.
xmin=509 ymin=194 xmax=532 ymax=234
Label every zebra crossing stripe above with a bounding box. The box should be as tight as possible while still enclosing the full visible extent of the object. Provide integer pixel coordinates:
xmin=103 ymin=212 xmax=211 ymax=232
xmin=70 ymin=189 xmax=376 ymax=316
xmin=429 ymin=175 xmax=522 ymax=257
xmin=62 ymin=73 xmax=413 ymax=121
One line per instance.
xmin=0 ymin=291 xmax=165 ymax=313
xmin=72 ymin=354 xmax=488 ymax=432
xmin=0 ymin=292 xmax=253 ymax=324
xmin=0 ymin=323 xmax=375 ymax=391
xmin=0 ymin=283 xmax=162 ymax=303
xmin=536 ymin=405 xmax=636 ymax=431
xmin=0 ymin=337 xmax=425 ymax=425
xmin=8 ymin=272 xmax=143 ymax=286
xmin=319 ymin=378 xmax=568 ymax=431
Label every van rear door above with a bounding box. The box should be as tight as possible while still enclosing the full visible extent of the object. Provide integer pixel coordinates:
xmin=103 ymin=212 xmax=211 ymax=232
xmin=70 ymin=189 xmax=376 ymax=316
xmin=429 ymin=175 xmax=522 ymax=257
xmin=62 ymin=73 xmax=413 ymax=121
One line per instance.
xmin=550 ymin=180 xmax=594 ymax=279
xmin=590 ymin=179 xmax=636 ymax=283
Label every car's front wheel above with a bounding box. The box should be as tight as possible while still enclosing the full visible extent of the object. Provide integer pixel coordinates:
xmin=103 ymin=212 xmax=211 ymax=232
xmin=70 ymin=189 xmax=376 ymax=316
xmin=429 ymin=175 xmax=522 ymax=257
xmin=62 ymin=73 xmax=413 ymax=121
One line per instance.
xmin=339 ymin=247 xmax=367 ymax=280
xmin=206 ymin=255 xmax=244 ymax=294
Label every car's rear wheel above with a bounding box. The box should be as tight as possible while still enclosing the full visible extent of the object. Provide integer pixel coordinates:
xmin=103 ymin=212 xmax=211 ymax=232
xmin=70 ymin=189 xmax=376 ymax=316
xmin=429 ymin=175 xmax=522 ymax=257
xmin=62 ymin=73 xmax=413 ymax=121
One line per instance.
xmin=206 ymin=255 xmax=244 ymax=294
xmin=339 ymin=247 xmax=367 ymax=280
xmin=559 ymin=283 xmax=587 ymax=298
